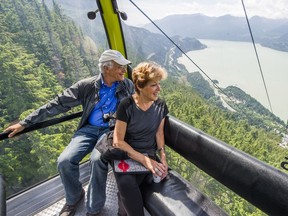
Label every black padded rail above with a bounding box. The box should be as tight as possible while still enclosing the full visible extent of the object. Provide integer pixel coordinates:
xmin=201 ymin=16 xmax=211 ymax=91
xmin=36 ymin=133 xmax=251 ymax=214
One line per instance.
xmin=164 ymin=115 xmax=288 ymax=216
xmin=0 ymin=111 xmax=83 ymax=141
xmin=142 ymin=170 xmax=227 ymax=216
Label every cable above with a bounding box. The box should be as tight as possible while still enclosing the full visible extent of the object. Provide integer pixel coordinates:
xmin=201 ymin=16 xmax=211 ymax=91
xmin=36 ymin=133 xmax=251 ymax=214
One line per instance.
xmin=128 ymin=0 xmax=288 ymax=133
xmin=128 ymin=0 xmax=243 ymax=109
xmin=241 ymin=0 xmax=274 ymax=114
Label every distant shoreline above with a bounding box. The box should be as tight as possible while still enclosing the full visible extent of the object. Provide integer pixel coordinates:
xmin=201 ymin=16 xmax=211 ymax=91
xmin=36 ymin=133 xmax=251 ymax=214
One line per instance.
xmin=178 ymin=39 xmax=288 ymax=122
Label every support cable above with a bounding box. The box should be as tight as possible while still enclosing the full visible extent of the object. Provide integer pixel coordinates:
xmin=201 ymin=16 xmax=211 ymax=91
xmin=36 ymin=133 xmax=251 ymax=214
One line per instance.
xmin=128 ymin=0 xmax=248 ymax=113
xmin=128 ymin=0 xmax=283 ymax=125
xmin=241 ymin=0 xmax=274 ymax=113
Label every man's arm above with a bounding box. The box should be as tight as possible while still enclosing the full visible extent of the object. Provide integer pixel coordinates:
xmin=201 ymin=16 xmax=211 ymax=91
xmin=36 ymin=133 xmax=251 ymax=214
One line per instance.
xmin=4 ymin=123 xmax=25 ymax=138
xmin=4 ymin=80 xmax=84 ymax=137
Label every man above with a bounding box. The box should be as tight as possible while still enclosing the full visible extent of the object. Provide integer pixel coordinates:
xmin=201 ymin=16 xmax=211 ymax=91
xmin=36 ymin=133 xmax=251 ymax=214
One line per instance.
xmin=4 ymin=49 xmax=134 ymax=216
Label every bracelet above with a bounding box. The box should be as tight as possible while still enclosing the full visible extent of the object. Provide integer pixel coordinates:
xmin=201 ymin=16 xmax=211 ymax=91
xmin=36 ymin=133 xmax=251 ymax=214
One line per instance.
xmin=158 ymin=147 xmax=165 ymax=152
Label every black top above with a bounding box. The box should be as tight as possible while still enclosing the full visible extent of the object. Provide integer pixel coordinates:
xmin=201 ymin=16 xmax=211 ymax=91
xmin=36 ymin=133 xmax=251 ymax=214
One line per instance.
xmin=116 ymin=96 xmax=169 ymax=155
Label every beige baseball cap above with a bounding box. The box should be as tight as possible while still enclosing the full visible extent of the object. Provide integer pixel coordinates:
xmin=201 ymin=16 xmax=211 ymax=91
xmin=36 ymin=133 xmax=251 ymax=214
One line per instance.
xmin=99 ymin=49 xmax=131 ymax=65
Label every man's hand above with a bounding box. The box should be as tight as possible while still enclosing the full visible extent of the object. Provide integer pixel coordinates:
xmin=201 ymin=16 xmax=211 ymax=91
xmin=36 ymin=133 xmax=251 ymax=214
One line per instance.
xmin=4 ymin=123 xmax=25 ymax=138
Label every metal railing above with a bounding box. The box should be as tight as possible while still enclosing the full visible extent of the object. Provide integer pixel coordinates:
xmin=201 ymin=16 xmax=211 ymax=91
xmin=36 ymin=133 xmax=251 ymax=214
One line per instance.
xmin=0 ymin=112 xmax=83 ymax=140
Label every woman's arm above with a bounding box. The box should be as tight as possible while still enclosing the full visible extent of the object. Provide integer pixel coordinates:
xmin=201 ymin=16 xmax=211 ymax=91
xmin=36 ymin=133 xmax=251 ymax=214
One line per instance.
xmin=113 ymin=120 xmax=165 ymax=175
xmin=156 ymin=118 xmax=168 ymax=178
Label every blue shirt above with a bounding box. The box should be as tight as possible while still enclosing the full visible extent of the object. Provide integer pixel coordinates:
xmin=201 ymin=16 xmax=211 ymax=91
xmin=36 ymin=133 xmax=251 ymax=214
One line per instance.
xmin=88 ymin=76 xmax=119 ymax=127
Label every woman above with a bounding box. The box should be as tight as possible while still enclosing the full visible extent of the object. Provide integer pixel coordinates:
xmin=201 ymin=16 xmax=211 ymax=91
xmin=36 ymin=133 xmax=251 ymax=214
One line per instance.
xmin=112 ymin=61 xmax=169 ymax=216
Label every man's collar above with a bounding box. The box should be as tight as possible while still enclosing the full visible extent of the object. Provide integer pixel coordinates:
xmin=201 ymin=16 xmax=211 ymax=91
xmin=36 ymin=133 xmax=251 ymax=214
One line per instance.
xmin=100 ymin=74 xmax=119 ymax=88
xmin=100 ymin=74 xmax=105 ymax=86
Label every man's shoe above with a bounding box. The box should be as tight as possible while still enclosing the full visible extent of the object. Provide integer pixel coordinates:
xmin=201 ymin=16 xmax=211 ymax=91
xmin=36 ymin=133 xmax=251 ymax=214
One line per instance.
xmin=59 ymin=189 xmax=85 ymax=216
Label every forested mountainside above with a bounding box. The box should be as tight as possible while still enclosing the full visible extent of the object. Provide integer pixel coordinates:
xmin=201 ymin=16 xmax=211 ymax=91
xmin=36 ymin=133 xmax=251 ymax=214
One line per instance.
xmin=122 ymin=24 xmax=207 ymax=73
xmin=0 ymin=0 xmax=99 ymax=89
xmin=0 ymin=1 xmax=287 ymax=215
xmin=186 ymin=72 xmax=285 ymax=130
xmin=0 ymin=0 xmax=94 ymax=193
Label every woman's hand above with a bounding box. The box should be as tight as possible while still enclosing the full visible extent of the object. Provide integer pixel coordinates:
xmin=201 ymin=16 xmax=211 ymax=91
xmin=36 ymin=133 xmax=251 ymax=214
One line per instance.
xmin=142 ymin=156 xmax=167 ymax=178
xmin=159 ymin=158 xmax=168 ymax=180
xmin=159 ymin=151 xmax=168 ymax=179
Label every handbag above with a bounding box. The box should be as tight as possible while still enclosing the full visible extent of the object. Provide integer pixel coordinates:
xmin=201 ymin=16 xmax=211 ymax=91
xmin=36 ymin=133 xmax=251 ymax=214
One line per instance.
xmin=95 ymin=130 xmax=114 ymax=154
xmin=95 ymin=131 xmax=150 ymax=173
xmin=113 ymin=155 xmax=150 ymax=174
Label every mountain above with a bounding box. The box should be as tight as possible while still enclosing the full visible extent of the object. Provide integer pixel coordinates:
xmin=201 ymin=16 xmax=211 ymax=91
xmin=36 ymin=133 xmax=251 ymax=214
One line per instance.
xmin=43 ymin=1 xmax=287 ymax=129
xmin=143 ymin=14 xmax=288 ymax=52
xmin=121 ymin=24 xmax=206 ymax=78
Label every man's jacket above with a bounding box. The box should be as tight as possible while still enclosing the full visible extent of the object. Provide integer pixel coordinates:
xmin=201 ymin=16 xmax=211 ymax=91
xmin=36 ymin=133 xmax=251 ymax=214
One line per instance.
xmin=20 ymin=74 xmax=134 ymax=130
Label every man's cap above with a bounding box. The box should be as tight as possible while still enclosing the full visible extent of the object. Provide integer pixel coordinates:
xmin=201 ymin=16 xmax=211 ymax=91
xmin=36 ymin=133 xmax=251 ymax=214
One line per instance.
xmin=99 ymin=49 xmax=131 ymax=65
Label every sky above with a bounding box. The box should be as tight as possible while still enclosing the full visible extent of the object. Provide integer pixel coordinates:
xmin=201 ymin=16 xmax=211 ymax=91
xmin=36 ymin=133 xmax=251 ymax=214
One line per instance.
xmin=117 ymin=0 xmax=288 ymax=26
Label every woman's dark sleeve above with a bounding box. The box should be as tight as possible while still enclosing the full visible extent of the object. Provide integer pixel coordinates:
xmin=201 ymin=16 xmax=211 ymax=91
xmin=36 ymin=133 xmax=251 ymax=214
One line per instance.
xmin=116 ymin=98 xmax=130 ymax=122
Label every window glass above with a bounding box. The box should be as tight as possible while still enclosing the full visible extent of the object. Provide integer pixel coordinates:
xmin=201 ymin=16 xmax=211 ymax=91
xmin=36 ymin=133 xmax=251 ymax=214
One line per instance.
xmin=1 ymin=1 xmax=287 ymax=214
xmin=118 ymin=1 xmax=288 ymax=215
xmin=0 ymin=0 xmax=108 ymax=197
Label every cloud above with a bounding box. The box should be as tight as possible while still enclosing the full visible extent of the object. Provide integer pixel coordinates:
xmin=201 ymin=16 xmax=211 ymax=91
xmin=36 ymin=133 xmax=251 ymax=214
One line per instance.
xmin=244 ymin=0 xmax=288 ymax=19
xmin=119 ymin=0 xmax=288 ymax=26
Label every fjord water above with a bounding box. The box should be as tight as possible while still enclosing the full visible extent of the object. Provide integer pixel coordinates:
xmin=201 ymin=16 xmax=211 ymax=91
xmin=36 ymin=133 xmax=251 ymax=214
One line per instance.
xmin=178 ymin=39 xmax=288 ymax=122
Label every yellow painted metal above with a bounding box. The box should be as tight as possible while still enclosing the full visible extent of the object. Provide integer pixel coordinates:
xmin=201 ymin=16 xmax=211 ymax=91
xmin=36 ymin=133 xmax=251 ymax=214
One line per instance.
xmin=98 ymin=0 xmax=126 ymax=58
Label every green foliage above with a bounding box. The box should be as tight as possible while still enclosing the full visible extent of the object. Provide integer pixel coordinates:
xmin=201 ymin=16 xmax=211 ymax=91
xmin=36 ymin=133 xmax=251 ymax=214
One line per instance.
xmin=161 ymin=78 xmax=286 ymax=171
xmin=186 ymin=71 xmax=215 ymax=99
xmin=0 ymin=0 xmax=94 ymax=196
xmin=0 ymin=0 xmax=96 ymax=88
xmin=223 ymin=86 xmax=285 ymax=130
xmin=0 ymin=43 xmax=57 ymax=123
